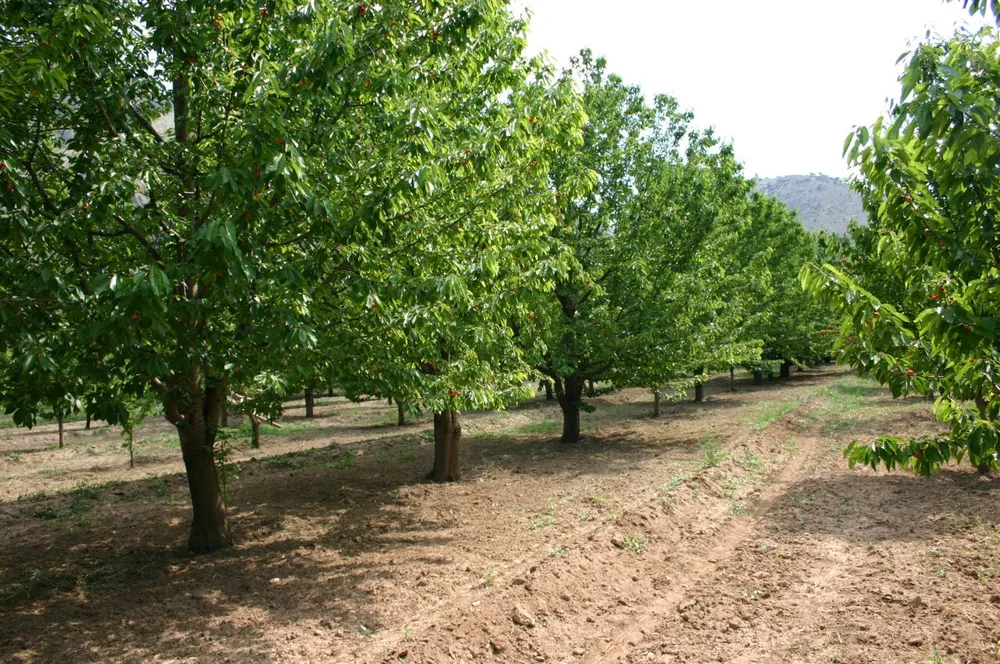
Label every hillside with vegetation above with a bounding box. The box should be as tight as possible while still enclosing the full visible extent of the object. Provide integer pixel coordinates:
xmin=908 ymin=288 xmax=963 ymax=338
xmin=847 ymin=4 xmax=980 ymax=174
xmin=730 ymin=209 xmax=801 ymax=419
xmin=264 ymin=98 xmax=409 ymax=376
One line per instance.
xmin=757 ymin=174 xmax=867 ymax=234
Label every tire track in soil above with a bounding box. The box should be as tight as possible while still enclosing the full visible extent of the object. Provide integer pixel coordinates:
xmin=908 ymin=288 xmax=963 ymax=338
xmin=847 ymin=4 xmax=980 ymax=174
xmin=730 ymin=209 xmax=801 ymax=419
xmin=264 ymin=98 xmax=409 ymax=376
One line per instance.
xmin=368 ymin=392 xmax=829 ymax=664
xmin=578 ymin=401 xmax=826 ymax=664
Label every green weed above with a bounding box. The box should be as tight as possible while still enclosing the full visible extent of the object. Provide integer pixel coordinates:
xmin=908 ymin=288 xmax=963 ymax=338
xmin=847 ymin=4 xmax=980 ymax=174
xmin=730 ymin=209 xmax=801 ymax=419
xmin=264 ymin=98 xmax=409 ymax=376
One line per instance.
xmin=623 ymin=535 xmax=647 ymax=554
xmin=699 ymin=436 xmax=727 ymax=468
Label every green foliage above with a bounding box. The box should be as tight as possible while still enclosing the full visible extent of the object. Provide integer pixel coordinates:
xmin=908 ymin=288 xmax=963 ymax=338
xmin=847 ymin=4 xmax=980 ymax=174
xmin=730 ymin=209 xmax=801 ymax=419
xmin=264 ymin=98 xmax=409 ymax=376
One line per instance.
xmin=534 ymin=51 xmax=774 ymax=441
xmin=804 ymin=26 xmax=1000 ymax=474
xmin=699 ymin=436 xmax=728 ymax=468
xmin=0 ymin=0 xmax=586 ymax=549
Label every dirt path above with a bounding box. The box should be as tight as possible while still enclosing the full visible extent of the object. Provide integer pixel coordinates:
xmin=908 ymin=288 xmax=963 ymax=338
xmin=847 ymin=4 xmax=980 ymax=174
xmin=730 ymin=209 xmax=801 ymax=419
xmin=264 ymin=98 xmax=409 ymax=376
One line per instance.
xmin=1 ymin=369 xmax=998 ymax=664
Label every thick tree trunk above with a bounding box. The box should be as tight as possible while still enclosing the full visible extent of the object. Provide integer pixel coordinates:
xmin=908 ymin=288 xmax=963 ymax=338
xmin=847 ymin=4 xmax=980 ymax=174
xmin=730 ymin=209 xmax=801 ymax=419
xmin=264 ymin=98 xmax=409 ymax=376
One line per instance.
xmin=162 ymin=369 xmax=233 ymax=554
xmin=85 ymin=414 xmax=91 ymax=430
xmin=179 ymin=425 xmax=232 ymax=553
xmin=780 ymin=361 xmax=792 ymax=379
xmin=587 ymin=379 xmax=595 ymax=397
xmin=57 ymin=412 xmax=64 ymax=449
xmin=694 ymin=368 xmax=705 ymax=403
xmin=304 ymin=385 xmax=315 ymax=418
xmin=544 ymin=380 xmax=554 ymax=401
xmin=753 ymin=370 xmax=763 ymax=386
xmin=221 ymin=408 xmax=228 ymax=428
xmin=250 ymin=417 xmax=261 ymax=449
xmin=327 ymin=383 xmax=334 ymax=398
xmin=428 ymin=409 xmax=461 ymax=482
xmin=653 ymin=388 xmax=661 ymax=417
xmin=555 ymin=376 xmax=585 ymax=444
xmin=397 ymin=401 xmax=406 ymax=427
xmin=730 ymin=366 xmax=736 ymax=392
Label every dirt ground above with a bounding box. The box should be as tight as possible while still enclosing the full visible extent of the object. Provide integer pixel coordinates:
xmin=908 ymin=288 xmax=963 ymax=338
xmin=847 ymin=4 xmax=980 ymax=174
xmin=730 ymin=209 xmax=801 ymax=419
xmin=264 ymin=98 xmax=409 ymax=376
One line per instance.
xmin=0 ymin=367 xmax=998 ymax=664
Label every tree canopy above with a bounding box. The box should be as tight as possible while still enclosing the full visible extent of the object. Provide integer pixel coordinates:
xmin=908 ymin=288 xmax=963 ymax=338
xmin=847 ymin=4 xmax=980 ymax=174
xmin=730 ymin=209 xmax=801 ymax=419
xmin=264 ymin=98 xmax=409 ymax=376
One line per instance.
xmin=0 ymin=0 xmax=584 ymax=551
xmin=803 ymin=25 xmax=1000 ymax=475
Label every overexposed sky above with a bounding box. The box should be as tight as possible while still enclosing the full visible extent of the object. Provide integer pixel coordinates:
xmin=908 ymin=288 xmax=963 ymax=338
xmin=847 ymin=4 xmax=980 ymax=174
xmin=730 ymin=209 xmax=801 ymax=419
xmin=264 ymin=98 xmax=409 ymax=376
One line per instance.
xmin=520 ymin=0 xmax=988 ymax=178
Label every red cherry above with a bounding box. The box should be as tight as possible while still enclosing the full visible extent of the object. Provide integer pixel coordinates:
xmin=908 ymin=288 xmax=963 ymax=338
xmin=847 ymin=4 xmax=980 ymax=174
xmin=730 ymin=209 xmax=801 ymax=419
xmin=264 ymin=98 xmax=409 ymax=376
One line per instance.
xmin=448 ymin=389 xmax=459 ymax=398
xmin=254 ymin=171 xmax=261 ymax=179
xmin=358 ymin=4 xmax=366 ymax=15
xmin=0 ymin=161 xmax=6 ymax=169
xmin=5 ymin=183 xmax=13 ymax=192
xmin=82 ymin=202 xmax=89 ymax=210
xmin=966 ymin=326 xmax=974 ymax=334
xmin=244 ymin=212 xmax=252 ymax=221
xmin=872 ymin=311 xmax=880 ymax=318
xmin=938 ymin=242 xmax=945 ymax=248
xmin=906 ymin=369 xmax=915 ymax=376
xmin=131 ymin=312 xmax=141 ymax=320
xmin=276 ymin=137 xmax=285 ymax=146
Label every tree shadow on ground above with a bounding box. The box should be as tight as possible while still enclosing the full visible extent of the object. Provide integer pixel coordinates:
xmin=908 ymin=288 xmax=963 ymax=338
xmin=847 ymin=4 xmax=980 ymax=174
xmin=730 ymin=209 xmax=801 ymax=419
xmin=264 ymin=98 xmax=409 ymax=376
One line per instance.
xmin=0 ymin=366 xmax=849 ymax=662
xmin=758 ymin=468 xmax=1000 ymax=545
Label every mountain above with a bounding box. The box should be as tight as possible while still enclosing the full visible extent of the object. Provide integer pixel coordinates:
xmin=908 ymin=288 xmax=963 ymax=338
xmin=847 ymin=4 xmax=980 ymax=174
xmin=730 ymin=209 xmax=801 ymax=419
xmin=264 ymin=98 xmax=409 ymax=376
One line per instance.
xmin=756 ymin=174 xmax=868 ymax=235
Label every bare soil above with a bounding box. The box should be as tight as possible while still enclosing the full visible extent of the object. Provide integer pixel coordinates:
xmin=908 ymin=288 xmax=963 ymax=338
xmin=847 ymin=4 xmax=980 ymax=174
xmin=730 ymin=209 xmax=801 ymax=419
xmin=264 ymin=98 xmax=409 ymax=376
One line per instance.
xmin=0 ymin=368 xmax=998 ymax=664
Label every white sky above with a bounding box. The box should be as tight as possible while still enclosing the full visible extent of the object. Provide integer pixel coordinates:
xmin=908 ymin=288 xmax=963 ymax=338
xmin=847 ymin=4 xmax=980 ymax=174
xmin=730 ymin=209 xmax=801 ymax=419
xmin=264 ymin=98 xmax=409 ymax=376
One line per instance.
xmin=519 ymin=0 xmax=989 ymax=178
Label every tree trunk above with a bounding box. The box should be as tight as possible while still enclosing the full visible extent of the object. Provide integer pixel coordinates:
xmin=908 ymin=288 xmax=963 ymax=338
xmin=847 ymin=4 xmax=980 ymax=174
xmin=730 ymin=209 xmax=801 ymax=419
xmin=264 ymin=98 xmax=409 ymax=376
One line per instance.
xmin=250 ymin=416 xmax=261 ymax=449
xmin=397 ymin=401 xmax=406 ymax=427
xmin=730 ymin=366 xmax=736 ymax=392
xmin=587 ymin=379 xmax=595 ymax=397
xmin=127 ymin=432 xmax=135 ymax=469
xmin=543 ymin=380 xmax=554 ymax=401
xmin=653 ymin=388 xmax=661 ymax=417
xmin=57 ymin=412 xmax=64 ymax=449
xmin=162 ymin=370 xmax=233 ymax=554
xmin=221 ymin=408 xmax=228 ymax=428
xmin=780 ymin=361 xmax=792 ymax=379
xmin=178 ymin=425 xmax=232 ymax=553
xmin=753 ymin=370 xmax=763 ymax=386
xmin=555 ymin=376 xmax=584 ymax=444
xmin=85 ymin=414 xmax=91 ymax=430
xmin=327 ymin=383 xmax=334 ymax=398
xmin=304 ymin=385 xmax=315 ymax=418
xmin=428 ymin=409 xmax=461 ymax=482
xmin=694 ymin=368 xmax=705 ymax=403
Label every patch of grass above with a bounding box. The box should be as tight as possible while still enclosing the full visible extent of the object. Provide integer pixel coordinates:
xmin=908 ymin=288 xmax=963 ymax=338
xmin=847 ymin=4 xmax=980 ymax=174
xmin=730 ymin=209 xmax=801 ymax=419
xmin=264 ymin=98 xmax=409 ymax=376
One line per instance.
xmin=729 ymin=501 xmax=749 ymax=516
xmin=699 ymin=436 xmax=727 ymax=469
xmin=579 ymin=511 xmax=593 ymax=521
xmin=3 ymin=451 xmax=22 ymax=463
xmin=659 ymin=473 xmax=688 ymax=495
xmin=230 ymin=418 xmax=318 ymax=441
xmin=749 ymin=399 xmax=804 ymax=431
xmin=151 ymin=478 xmax=168 ymax=498
xmin=511 ymin=420 xmax=561 ymax=436
xmin=373 ymin=440 xmax=417 ymax=464
xmin=743 ymin=450 xmax=766 ymax=474
xmin=549 ymin=545 xmax=567 ymax=557
xmin=328 ymin=449 xmax=356 ymax=469
xmin=69 ymin=481 xmax=103 ymax=501
xmin=623 ymin=535 xmax=646 ymax=554
xmin=530 ymin=515 xmax=553 ymax=530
